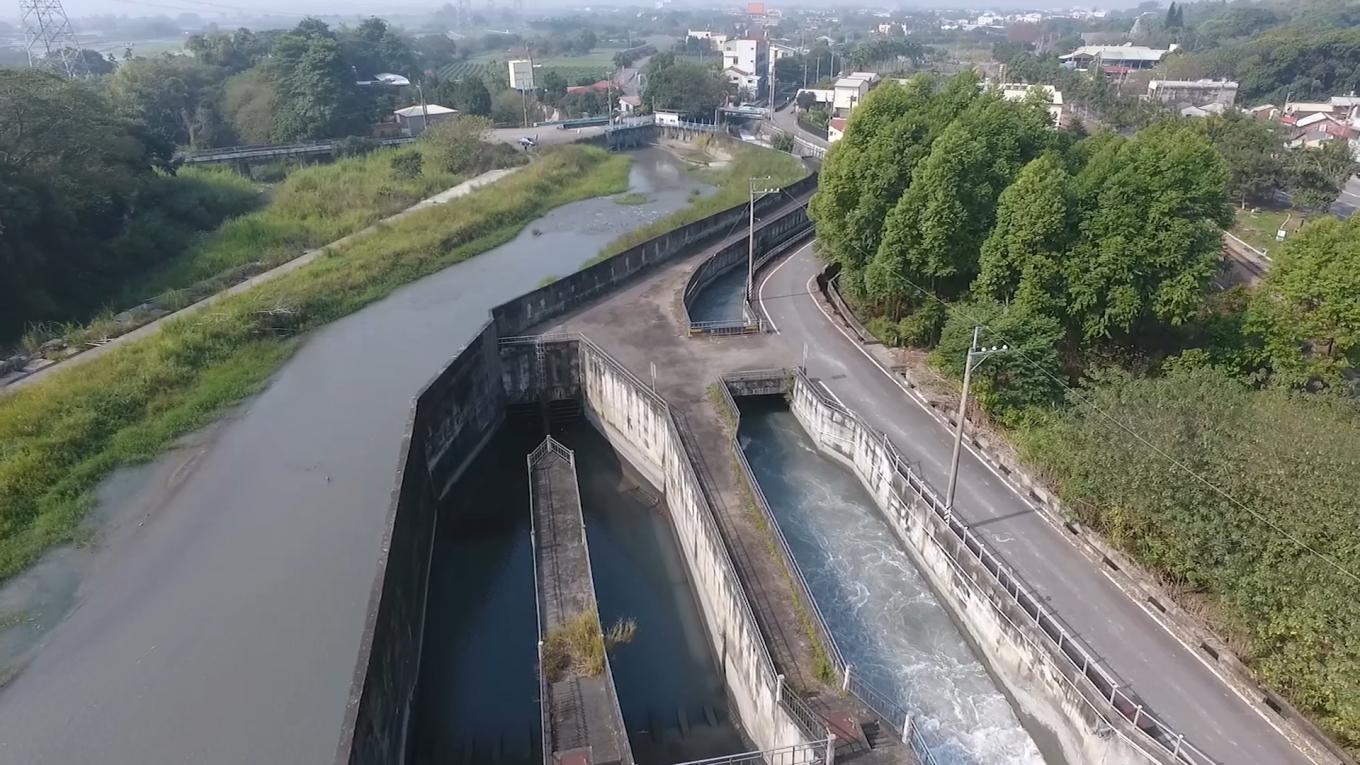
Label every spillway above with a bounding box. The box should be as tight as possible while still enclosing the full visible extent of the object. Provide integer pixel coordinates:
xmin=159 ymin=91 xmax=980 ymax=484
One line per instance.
xmin=738 ymin=397 xmax=1051 ymax=765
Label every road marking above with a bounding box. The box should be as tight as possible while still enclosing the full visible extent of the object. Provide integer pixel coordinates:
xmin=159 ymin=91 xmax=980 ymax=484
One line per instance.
xmin=792 ymin=241 xmax=1315 ymax=759
xmin=756 ymin=238 xmax=815 ymax=334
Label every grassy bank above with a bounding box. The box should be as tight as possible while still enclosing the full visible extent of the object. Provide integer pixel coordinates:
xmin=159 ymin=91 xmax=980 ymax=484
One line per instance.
xmin=0 ymin=146 xmax=630 ymax=581
xmin=126 ymin=146 xmax=493 ymax=305
xmin=587 ymin=138 xmax=808 ymax=266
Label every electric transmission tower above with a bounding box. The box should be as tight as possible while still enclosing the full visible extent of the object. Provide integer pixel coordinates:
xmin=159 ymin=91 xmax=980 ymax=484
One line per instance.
xmin=19 ymin=0 xmax=83 ymax=77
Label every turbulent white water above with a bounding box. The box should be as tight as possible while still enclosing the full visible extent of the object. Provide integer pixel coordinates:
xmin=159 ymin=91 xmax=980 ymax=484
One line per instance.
xmin=740 ymin=403 xmax=1047 ymax=765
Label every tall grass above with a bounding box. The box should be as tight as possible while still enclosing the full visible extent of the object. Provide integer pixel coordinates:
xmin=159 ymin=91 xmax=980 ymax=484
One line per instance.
xmin=542 ymin=606 xmax=637 ymax=682
xmin=588 ymin=138 xmax=808 ymax=266
xmin=0 ymin=146 xmax=630 ymax=581
xmin=126 ymin=145 xmax=495 ymax=305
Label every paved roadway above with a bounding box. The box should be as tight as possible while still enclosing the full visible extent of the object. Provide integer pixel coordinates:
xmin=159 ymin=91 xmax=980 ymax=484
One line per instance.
xmin=768 ymin=106 xmax=829 ymax=151
xmin=756 ymin=240 xmax=1311 ymax=765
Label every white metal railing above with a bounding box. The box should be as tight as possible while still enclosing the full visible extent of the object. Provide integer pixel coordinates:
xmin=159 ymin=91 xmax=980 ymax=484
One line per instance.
xmin=670 ymin=739 xmax=832 ymax=765
xmin=525 ymin=442 xmax=552 ymax=763
xmin=793 ymin=370 xmax=1218 ymax=765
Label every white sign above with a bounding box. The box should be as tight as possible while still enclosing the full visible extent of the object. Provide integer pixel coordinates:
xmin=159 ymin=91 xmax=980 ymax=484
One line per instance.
xmin=508 ymin=59 xmax=535 ymax=91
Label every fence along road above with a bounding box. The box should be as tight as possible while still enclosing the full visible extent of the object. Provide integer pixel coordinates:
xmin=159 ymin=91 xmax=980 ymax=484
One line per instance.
xmin=756 ymin=240 xmax=1314 ymax=765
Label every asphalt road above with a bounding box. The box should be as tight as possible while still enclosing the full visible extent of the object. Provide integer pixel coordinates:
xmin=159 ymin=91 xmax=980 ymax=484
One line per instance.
xmin=757 ymin=240 xmax=1311 ymax=765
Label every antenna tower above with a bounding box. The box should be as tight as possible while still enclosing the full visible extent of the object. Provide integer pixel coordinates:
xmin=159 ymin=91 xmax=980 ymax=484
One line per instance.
xmin=19 ymin=0 xmax=83 ymax=77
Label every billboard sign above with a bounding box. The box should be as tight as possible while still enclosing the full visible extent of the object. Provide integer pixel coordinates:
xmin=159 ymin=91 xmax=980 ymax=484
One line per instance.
xmin=508 ymin=59 xmax=535 ymax=91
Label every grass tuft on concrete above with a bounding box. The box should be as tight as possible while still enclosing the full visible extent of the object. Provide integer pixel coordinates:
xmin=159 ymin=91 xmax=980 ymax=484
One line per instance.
xmin=542 ymin=607 xmax=637 ymax=683
xmin=0 ymin=146 xmax=631 ymax=582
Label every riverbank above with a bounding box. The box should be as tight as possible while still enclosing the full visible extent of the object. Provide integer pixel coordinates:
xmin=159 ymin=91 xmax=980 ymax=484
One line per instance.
xmin=0 ymin=146 xmax=630 ymax=582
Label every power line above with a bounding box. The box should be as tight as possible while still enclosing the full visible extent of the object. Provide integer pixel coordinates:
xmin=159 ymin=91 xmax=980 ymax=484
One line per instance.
xmin=789 ymin=188 xmax=1360 ymax=588
xmin=19 ymin=0 xmax=84 ymax=77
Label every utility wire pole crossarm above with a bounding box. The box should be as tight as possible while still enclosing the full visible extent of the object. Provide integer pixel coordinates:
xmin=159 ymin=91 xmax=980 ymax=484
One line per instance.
xmin=945 ymin=326 xmax=1009 ymax=514
xmin=746 ymin=177 xmax=780 ymax=303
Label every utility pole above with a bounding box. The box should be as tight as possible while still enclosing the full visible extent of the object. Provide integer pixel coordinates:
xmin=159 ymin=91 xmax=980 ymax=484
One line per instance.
xmin=746 ymin=177 xmax=779 ymax=302
xmin=945 ymin=326 xmax=1009 ymax=513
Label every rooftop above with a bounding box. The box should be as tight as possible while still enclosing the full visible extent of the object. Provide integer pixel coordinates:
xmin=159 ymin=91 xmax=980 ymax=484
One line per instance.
xmin=1148 ymin=79 xmax=1238 ymax=90
xmin=1061 ymin=44 xmax=1169 ymax=62
xmin=393 ymin=104 xmax=456 ymax=118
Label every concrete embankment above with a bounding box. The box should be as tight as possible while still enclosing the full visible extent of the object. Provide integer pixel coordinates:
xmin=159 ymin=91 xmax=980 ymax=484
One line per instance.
xmin=781 ymin=371 xmax=1182 ymax=765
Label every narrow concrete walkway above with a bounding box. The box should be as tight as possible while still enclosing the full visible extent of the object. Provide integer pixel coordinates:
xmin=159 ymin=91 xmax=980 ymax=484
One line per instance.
xmin=545 ymin=196 xmax=911 ymax=765
xmin=3 ymin=166 xmax=521 ymax=395
xmin=530 ymin=438 xmax=631 ymax=765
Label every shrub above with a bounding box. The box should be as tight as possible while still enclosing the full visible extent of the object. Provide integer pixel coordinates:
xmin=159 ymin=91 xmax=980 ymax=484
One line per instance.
xmin=389 ymin=149 xmax=424 ymax=180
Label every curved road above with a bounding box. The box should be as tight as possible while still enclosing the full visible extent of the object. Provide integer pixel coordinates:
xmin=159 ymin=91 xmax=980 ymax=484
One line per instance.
xmin=756 ymin=240 xmax=1310 ymax=765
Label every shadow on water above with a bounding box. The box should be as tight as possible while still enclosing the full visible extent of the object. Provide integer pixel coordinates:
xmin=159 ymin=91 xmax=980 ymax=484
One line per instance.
xmin=412 ymin=418 xmax=747 ymax=765
xmin=737 ymin=396 xmax=1058 ymax=765
xmin=557 ymin=421 xmax=748 ymax=765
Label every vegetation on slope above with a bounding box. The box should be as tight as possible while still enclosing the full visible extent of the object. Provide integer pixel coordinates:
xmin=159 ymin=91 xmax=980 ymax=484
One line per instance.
xmin=811 ymin=72 xmax=1360 ymax=751
xmin=0 ymin=146 xmax=630 ymax=581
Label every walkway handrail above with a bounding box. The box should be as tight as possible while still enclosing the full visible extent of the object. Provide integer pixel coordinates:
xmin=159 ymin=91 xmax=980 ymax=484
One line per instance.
xmin=793 ymin=369 xmax=1218 ymax=765
xmin=525 ymin=443 xmax=553 ymax=764
xmin=670 ymin=739 xmax=832 ymax=765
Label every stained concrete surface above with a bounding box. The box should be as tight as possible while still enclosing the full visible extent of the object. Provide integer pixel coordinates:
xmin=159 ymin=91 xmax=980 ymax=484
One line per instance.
xmin=0 ymin=149 xmax=707 ymax=765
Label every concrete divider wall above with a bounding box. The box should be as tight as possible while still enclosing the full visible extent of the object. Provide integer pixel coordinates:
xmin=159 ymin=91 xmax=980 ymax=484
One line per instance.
xmin=787 ymin=373 xmax=1182 ymax=765
xmin=575 ymin=340 xmax=812 ymax=757
xmin=500 ymin=339 xmax=582 ymax=405
xmin=337 ymin=322 xmax=508 ymax=765
xmin=491 ymin=173 xmax=818 ymax=337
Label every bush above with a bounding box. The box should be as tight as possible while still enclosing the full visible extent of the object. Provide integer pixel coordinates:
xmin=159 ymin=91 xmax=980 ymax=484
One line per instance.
xmin=389 ymin=149 xmax=424 ymax=180
xmin=420 ymin=115 xmax=502 ymax=174
xmin=933 ymin=298 xmax=1065 ymax=427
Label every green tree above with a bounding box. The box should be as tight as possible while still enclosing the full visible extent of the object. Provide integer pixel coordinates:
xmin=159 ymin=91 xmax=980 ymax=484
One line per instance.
xmin=186 ymin=28 xmax=272 ymax=74
xmin=1287 ymin=140 xmax=1356 ymax=212
xmin=222 ymin=66 xmax=279 ymax=145
xmin=340 ymin=17 xmax=417 ymax=80
xmin=934 ymin=299 xmax=1066 ymax=425
xmin=1065 ymin=123 xmax=1232 ymax=342
xmin=450 ymin=76 xmax=493 ymax=115
xmin=868 ymin=93 xmax=1052 ymax=307
xmin=809 ymin=73 xmax=981 ymax=296
xmin=1195 ymin=109 xmax=1286 ymax=208
xmin=642 ymin=58 xmax=726 ymax=116
xmin=270 ymin=19 xmax=367 ymax=141
xmin=1250 ymin=215 xmax=1360 ymax=388
xmin=975 ymin=153 xmax=1076 ymax=320
xmin=108 ymin=55 xmax=229 ymax=149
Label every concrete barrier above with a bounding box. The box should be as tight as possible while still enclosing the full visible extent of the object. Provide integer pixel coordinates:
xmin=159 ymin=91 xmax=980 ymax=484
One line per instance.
xmin=336 ymin=321 xmax=508 ymax=765
xmin=786 ymin=370 xmax=1210 ymax=765
xmin=681 ymin=211 xmax=813 ymax=335
xmin=573 ymin=338 xmax=819 ymax=757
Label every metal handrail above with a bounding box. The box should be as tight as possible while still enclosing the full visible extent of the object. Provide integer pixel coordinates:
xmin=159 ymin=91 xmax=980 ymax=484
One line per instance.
xmin=525 ymin=445 xmax=553 ymax=764
xmin=794 ymin=369 xmax=1218 ymax=765
xmin=670 ymin=739 xmax=832 ymax=765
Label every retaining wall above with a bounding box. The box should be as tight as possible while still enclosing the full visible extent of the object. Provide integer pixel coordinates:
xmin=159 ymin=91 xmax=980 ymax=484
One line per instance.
xmin=576 ymin=340 xmax=814 ymax=758
xmin=337 ymin=322 xmax=507 ymax=765
xmin=787 ymin=373 xmax=1181 ymax=765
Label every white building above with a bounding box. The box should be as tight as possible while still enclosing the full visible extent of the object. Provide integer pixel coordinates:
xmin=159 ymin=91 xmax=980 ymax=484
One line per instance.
xmin=393 ymin=104 xmax=456 ymax=136
xmin=832 ymin=73 xmax=876 ymax=117
xmin=828 ymin=116 xmax=847 ymax=142
xmin=998 ymin=82 xmax=1065 ymax=126
xmin=654 ymin=109 xmax=682 ymax=126
xmin=722 ymin=38 xmax=767 ymax=95
xmin=796 ymin=87 xmax=834 ymax=107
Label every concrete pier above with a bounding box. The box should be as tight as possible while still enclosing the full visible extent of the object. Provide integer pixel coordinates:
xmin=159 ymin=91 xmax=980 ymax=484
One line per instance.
xmin=529 ymin=437 xmax=633 ymax=765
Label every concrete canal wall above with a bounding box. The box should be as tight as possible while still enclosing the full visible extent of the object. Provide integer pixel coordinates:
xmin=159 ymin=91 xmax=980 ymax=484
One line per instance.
xmin=786 ymin=373 xmax=1180 ymax=765
xmin=576 ymin=340 xmax=814 ymax=757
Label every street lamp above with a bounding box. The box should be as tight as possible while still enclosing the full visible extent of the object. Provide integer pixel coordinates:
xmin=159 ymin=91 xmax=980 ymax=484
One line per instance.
xmin=944 ymin=326 xmax=1009 ymax=514
xmin=747 ymin=176 xmax=779 ymax=303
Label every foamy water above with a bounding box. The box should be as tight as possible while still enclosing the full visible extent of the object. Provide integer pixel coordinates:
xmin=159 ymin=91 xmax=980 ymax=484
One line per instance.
xmin=740 ymin=402 xmax=1047 ymax=765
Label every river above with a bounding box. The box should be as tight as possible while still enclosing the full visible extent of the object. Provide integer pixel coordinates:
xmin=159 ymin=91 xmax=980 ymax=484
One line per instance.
xmin=0 ymin=148 xmax=713 ymax=765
